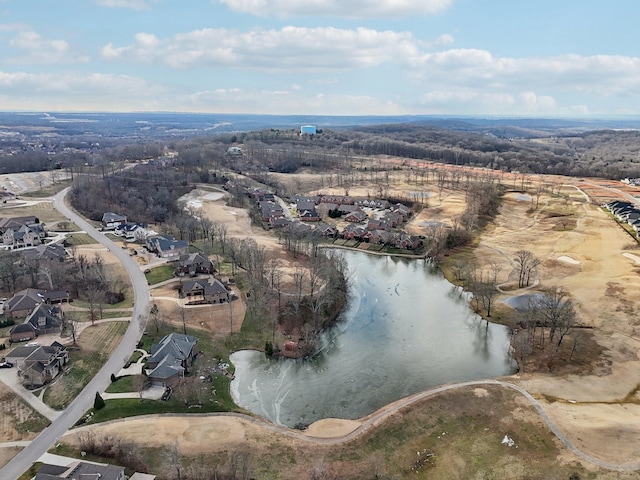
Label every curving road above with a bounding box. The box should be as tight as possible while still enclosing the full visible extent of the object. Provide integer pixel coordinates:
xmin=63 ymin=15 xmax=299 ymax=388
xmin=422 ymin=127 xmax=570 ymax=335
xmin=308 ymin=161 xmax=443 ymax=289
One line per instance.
xmin=0 ymin=187 xmax=150 ymax=480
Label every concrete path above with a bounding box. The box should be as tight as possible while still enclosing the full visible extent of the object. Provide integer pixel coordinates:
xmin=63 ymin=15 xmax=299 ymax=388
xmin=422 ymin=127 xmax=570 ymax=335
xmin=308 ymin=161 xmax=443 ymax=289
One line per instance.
xmin=102 ymin=385 xmax=164 ymax=401
xmin=0 ymin=369 xmax=60 ymax=421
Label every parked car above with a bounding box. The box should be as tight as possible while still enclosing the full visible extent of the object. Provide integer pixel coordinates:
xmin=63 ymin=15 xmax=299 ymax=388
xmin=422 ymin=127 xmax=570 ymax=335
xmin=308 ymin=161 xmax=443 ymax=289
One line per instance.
xmin=0 ymin=361 xmax=14 ymax=368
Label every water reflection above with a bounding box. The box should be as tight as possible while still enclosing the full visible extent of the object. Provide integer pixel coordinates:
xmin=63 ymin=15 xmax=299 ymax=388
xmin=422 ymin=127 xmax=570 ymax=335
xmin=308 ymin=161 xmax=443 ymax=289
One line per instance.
xmin=231 ymin=251 xmax=516 ymax=427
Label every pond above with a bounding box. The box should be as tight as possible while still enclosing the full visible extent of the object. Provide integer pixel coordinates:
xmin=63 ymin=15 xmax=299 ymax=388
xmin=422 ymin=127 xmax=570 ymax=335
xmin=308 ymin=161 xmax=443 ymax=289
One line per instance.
xmin=231 ymin=251 xmax=517 ymax=427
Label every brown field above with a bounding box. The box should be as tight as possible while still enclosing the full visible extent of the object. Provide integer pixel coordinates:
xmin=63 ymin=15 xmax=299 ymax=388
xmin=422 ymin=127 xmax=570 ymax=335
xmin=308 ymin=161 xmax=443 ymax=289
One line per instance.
xmin=43 ymin=322 xmax=128 ymax=409
xmin=62 ymin=383 xmax=639 ymax=479
xmin=135 ymin=170 xmax=640 ymax=471
xmin=42 ymin=165 xmax=640 ymax=477
xmin=0 ymin=382 xmax=49 ymax=443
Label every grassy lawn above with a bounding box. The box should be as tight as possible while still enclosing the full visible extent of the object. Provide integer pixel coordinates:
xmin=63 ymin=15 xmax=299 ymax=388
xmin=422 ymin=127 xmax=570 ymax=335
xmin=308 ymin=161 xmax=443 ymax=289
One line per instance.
xmin=64 ymin=233 xmax=98 ymax=246
xmin=43 ymin=322 xmax=128 ymax=410
xmin=85 ymin=383 xmax=245 ymax=425
xmin=22 ymin=180 xmax=72 ymax=198
xmin=105 ymin=375 xmax=136 ymax=394
xmin=145 ymin=264 xmax=175 ymax=285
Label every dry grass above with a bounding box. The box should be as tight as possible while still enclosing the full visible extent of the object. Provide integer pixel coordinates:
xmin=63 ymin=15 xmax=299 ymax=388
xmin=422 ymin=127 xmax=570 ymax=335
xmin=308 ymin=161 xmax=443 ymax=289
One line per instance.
xmin=43 ymin=322 xmax=127 ymax=409
xmin=0 ymin=382 xmax=49 ymax=442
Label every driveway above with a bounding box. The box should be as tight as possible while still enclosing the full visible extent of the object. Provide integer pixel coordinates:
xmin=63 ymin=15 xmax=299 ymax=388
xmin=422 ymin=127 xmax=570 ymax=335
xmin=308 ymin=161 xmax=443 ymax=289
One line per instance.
xmin=0 ymin=368 xmax=59 ymax=421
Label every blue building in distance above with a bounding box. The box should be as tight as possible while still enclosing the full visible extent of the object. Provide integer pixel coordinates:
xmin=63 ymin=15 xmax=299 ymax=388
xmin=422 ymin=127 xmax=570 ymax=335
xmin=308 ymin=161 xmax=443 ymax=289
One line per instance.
xmin=300 ymin=125 xmax=317 ymax=135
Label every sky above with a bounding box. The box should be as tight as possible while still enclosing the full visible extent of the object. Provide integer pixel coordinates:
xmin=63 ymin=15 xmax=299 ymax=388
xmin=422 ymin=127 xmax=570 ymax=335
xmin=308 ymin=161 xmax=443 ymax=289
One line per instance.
xmin=1 ymin=0 xmax=639 ymax=116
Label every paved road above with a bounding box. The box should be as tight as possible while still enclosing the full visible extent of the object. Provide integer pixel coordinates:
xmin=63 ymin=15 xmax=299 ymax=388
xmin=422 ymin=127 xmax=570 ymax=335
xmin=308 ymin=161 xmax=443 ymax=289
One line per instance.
xmin=0 ymin=187 xmax=151 ymax=480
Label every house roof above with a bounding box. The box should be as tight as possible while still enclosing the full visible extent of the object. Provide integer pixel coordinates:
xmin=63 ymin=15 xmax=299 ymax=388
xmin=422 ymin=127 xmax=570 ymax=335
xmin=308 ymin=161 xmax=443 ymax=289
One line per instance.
xmin=149 ymin=235 xmax=188 ymax=252
xmin=26 ymin=303 xmax=61 ymax=330
xmin=31 ymin=243 xmax=67 ymax=261
xmin=9 ymin=322 xmax=36 ymax=334
xmin=5 ymin=288 xmax=46 ymax=312
xmin=181 ymin=278 xmax=228 ymax=296
xmin=102 ymin=212 xmax=127 ymax=223
xmin=37 ymin=460 xmax=126 ymax=480
xmin=178 ymin=252 xmax=210 ymax=267
xmin=5 ymin=345 xmax=40 ymax=360
xmin=148 ymin=332 xmax=198 ymax=366
xmin=148 ymin=354 xmax=185 ymax=380
xmin=0 ymin=216 xmax=39 ymax=230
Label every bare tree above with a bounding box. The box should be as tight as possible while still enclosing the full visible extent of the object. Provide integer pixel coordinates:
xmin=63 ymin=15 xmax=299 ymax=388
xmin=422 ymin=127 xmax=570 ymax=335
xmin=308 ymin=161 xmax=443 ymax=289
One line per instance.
xmin=514 ymin=250 xmax=540 ymax=288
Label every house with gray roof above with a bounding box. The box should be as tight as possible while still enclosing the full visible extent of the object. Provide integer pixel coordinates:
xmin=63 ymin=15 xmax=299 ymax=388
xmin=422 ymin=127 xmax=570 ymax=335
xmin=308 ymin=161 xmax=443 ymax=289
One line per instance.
xmin=4 ymin=288 xmax=70 ymax=318
xmin=175 ymin=252 xmax=213 ymax=277
xmin=35 ymin=460 xmax=128 ymax=480
xmin=180 ymin=277 xmax=229 ymax=303
xmin=146 ymin=235 xmax=188 ymax=259
xmin=101 ymin=212 xmax=127 ymax=230
xmin=9 ymin=303 xmax=61 ymax=342
xmin=146 ymin=333 xmax=198 ymax=387
xmin=5 ymin=342 xmax=68 ymax=388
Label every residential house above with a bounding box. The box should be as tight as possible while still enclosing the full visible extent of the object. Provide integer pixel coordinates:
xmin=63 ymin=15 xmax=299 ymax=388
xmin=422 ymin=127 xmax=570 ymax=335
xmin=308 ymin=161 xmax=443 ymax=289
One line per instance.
xmin=344 ymin=210 xmax=368 ymax=223
xmin=370 ymin=229 xmax=393 ymax=245
xmin=342 ymin=224 xmax=366 ymax=241
xmin=22 ymin=242 xmax=67 ymax=262
xmin=175 ymin=252 xmax=213 ymax=277
xmin=180 ymin=277 xmax=229 ymax=303
xmin=4 ymin=288 xmax=70 ymax=318
xmin=3 ymin=224 xmax=44 ymax=248
xmin=6 ymin=342 xmax=68 ymax=388
xmin=295 ymin=200 xmax=316 ymax=213
xmin=114 ymin=222 xmax=148 ymax=242
xmin=318 ymin=195 xmax=354 ymax=205
xmin=258 ymin=200 xmax=285 ymax=224
xmin=355 ymin=198 xmax=389 ymax=209
xmin=314 ymin=223 xmax=339 ymax=238
xmin=392 ymin=203 xmax=412 ymax=218
xmin=0 ymin=216 xmax=39 ymax=234
xmin=146 ymin=235 xmax=189 ymax=259
xmin=34 ymin=460 xmax=130 ymax=480
xmin=9 ymin=304 xmax=62 ymax=342
xmin=392 ymin=233 xmax=423 ymax=250
xmin=271 ymin=217 xmax=291 ymax=228
xmin=101 ymin=212 xmax=127 ymax=230
xmin=146 ymin=333 xmax=198 ymax=387
xmin=299 ymin=209 xmax=321 ymax=222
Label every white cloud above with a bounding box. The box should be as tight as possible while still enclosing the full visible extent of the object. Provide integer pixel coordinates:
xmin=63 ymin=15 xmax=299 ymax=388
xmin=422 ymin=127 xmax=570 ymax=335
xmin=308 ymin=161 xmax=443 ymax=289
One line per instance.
xmin=101 ymin=26 xmax=421 ymax=71
xmin=0 ymin=70 xmax=167 ymax=111
xmin=214 ymin=0 xmax=453 ymax=18
xmin=185 ymin=87 xmax=403 ymax=115
xmin=8 ymin=30 xmax=89 ymax=64
xmin=412 ymin=49 xmax=640 ymax=97
xmin=0 ymin=23 xmax=30 ymax=32
xmin=94 ymin=0 xmax=157 ymax=10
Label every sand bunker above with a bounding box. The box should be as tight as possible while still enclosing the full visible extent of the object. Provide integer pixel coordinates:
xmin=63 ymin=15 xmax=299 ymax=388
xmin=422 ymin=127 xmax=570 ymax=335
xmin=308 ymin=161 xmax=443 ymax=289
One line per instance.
xmin=557 ymin=255 xmax=580 ymax=265
xmin=622 ymin=252 xmax=640 ymax=264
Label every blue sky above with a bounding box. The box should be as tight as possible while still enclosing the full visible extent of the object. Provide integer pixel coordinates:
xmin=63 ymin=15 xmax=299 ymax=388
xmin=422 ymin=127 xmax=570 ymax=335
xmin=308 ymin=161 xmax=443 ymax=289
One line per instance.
xmin=1 ymin=0 xmax=639 ymax=116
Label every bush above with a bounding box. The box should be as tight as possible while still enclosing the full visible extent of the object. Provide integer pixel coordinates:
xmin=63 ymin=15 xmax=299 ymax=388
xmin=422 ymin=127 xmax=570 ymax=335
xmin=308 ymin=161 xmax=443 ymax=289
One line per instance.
xmin=265 ymin=341 xmax=274 ymax=357
xmin=94 ymin=392 xmax=105 ymax=410
xmin=0 ymin=343 xmax=5 ymax=350
xmin=0 ymin=318 xmax=15 ymax=328
xmin=110 ymin=373 xmax=118 ymax=383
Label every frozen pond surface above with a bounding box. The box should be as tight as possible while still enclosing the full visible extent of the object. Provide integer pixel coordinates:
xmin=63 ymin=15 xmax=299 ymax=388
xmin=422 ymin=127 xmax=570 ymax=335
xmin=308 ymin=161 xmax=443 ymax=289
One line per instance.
xmin=231 ymin=251 xmax=517 ymax=427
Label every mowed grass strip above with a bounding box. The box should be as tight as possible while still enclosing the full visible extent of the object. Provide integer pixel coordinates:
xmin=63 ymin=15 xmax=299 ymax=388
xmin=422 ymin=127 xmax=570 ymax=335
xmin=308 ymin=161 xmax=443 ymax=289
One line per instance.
xmin=43 ymin=321 xmax=128 ymax=410
xmin=64 ymin=233 xmax=98 ymax=246
xmin=145 ymin=264 xmax=175 ymax=285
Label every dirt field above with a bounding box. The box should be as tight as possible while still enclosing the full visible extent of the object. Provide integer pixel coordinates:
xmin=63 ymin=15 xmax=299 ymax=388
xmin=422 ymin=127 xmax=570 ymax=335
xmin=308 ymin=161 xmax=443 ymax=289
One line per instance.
xmin=149 ymin=282 xmax=246 ymax=335
xmin=62 ymin=383 xmax=639 ymax=479
xmin=0 ymin=382 xmax=49 ymax=442
xmin=154 ymin=172 xmax=640 ymax=469
xmin=50 ymin=167 xmax=640 ymax=476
